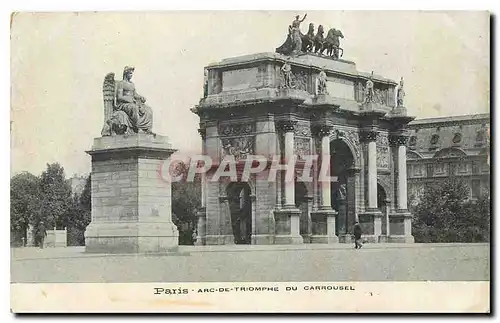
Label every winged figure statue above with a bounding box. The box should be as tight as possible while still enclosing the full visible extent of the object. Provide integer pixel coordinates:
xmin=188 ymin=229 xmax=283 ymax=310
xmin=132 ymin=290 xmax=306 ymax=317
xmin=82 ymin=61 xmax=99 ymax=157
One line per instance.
xmin=101 ymin=66 xmax=154 ymax=136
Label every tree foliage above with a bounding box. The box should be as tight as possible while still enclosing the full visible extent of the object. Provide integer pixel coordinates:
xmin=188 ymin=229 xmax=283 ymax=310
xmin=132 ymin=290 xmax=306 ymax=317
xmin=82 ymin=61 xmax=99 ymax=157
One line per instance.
xmin=39 ymin=163 xmax=72 ymax=230
xmin=67 ymin=175 xmax=92 ymax=246
xmin=10 ymin=172 xmax=40 ymax=246
xmin=412 ymin=178 xmax=490 ymax=243
xmin=171 ymin=162 xmax=201 ymax=245
xmin=11 ymin=163 xmax=78 ymax=247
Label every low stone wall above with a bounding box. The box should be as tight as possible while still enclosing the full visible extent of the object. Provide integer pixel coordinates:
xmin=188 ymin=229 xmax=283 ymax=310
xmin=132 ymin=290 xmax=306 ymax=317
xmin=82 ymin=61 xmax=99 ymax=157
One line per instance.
xmin=44 ymin=228 xmax=68 ymax=248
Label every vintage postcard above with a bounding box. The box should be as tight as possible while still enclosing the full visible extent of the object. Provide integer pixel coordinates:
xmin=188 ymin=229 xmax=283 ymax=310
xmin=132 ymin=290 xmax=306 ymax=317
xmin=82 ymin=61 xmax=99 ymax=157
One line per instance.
xmin=10 ymin=11 xmax=490 ymax=313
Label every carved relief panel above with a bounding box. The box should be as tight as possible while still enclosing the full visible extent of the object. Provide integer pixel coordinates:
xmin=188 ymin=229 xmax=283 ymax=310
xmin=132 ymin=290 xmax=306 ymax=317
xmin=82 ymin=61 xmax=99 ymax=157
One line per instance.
xmin=219 ymin=123 xmax=255 ymax=161
xmin=294 ymin=121 xmax=311 ymax=161
xmin=376 ymin=133 xmax=390 ymax=169
xmin=294 ymin=137 xmax=311 ymax=161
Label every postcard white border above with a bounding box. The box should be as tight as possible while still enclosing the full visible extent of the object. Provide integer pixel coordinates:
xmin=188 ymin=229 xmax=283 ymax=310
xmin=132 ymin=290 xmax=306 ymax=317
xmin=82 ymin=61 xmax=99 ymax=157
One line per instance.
xmin=10 ymin=281 xmax=489 ymax=313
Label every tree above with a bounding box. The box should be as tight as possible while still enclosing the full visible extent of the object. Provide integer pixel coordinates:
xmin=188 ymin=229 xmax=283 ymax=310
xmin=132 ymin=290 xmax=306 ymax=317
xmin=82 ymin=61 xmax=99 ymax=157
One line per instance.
xmin=67 ymin=175 xmax=92 ymax=246
xmin=31 ymin=163 xmax=73 ymax=247
xmin=171 ymin=162 xmax=201 ymax=245
xmin=39 ymin=163 xmax=72 ymax=230
xmin=412 ymin=178 xmax=490 ymax=243
xmin=459 ymin=191 xmax=490 ymax=242
xmin=10 ymin=172 xmax=40 ymax=246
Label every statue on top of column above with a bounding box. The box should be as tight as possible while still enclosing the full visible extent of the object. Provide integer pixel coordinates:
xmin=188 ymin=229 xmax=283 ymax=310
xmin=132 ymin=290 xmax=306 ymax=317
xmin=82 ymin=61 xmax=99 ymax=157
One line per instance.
xmin=280 ymin=59 xmax=293 ymax=89
xmin=101 ymin=66 xmax=154 ymax=136
xmin=317 ymin=70 xmax=328 ymax=95
xmin=364 ymin=71 xmax=375 ymax=104
xmin=397 ymin=77 xmax=405 ymax=107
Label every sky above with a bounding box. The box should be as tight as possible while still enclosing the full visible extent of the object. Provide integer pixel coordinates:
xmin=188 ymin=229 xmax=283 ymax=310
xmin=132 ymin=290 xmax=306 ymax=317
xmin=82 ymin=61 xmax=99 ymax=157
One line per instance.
xmin=10 ymin=11 xmax=490 ymax=177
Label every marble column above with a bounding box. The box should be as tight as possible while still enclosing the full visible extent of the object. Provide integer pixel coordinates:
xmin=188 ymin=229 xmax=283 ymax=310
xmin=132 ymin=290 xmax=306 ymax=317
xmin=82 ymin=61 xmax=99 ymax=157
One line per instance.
xmin=397 ymin=140 xmax=408 ymax=210
xmin=310 ymin=124 xmax=338 ymax=244
xmin=283 ymin=127 xmax=296 ymax=208
xmin=389 ymin=133 xmax=414 ymax=243
xmin=319 ymin=129 xmax=331 ymax=209
xmin=358 ymin=129 xmax=381 ymax=243
xmin=365 ymin=131 xmax=378 ymax=210
xmin=273 ymin=120 xmax=302 ymax=244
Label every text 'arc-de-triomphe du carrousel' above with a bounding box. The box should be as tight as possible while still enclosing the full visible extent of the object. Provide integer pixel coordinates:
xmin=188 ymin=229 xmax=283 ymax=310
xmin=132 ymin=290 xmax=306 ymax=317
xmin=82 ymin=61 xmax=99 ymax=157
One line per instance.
xmin=84 ymin=14 xmax=414 ymax=253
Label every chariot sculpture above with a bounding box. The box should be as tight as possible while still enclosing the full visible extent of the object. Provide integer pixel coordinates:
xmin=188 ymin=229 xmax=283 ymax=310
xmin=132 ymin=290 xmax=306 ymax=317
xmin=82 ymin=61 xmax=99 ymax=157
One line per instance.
xmin=276 ymin=14 xmax=344 ymax=59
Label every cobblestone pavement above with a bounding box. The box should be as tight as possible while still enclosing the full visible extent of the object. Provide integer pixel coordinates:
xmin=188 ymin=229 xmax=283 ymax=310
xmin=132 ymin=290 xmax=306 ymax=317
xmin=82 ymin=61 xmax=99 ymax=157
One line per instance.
xmin=11 ymin=243 xmax=489 ymax=283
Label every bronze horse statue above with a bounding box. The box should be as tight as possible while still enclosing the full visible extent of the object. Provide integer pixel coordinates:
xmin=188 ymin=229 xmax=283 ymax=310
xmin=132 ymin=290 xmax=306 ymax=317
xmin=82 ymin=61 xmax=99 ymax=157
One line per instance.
xmin=323 ymin=28 xmax=344 ymax=59
xmin=313 ymin=25 xmax=326 ymax=54
xmin=276 ymin=21 xmax=345 ymax=60
xmin=301 ymin=23 xmax=315 ymax=52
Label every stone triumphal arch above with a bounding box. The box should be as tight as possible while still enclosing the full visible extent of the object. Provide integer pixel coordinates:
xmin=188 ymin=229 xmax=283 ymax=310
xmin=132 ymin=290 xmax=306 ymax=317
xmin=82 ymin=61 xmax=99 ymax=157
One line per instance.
xmin=192 ymin=21 xmax=414 ymax=245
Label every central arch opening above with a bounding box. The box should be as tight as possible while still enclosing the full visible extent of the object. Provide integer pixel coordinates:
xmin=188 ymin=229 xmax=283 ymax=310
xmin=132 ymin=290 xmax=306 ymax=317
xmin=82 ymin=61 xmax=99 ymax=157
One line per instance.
xmin=227 ymin=182 xmax=252 ymax=244
xmin=378 ymin=183 xmax=388 ymax=236
xmin=295 ymin=182 xmax=310 ymax=243
xmin=330 ymin=139 xmax=355 ymax=236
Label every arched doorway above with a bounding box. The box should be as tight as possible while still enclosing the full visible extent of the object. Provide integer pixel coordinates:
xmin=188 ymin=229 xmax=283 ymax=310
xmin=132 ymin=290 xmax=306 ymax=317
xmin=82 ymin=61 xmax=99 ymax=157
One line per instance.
xmin=227 ymin=182 xmax=252 ymax=244
xmin=295 ymin=182 xmax=310 ymax=243
xmin=377 ymin=183 xmax=388 ymax=236
xmin=330 ymin=139 xmax=355 ymax=237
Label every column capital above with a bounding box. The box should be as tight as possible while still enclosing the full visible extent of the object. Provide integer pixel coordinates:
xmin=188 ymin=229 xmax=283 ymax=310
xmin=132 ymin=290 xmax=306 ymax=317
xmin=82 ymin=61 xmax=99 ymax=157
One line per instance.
xmin=389 ymin=134 xmax=409 ymax=147
xmin=276 ymin=120 xmax=298 ymax=133
xmin=198 ymin=128 xmax=207 ymax=140
xmin=359 ymin=130 xmax=378 ymax=142
xmin=312 ymin=124 xmax=332 ymax=138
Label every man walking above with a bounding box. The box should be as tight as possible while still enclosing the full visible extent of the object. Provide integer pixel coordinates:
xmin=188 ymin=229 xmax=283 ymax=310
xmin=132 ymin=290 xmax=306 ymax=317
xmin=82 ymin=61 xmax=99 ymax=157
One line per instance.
xmin=353 ymin=221 xmax=363 ymax=249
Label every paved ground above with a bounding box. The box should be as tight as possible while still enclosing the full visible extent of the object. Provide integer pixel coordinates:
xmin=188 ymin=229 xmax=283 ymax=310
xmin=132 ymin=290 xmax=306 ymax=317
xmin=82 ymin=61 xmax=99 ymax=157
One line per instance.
xmin=11 ymin=243 xmax=490 ymax=283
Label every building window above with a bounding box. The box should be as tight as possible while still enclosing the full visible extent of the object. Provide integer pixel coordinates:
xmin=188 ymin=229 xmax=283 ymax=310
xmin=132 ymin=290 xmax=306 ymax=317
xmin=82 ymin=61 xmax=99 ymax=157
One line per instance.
xmin=435 ymin=162 xmax=445 ymax=175
xmin=410 ymin=164 xmax=423 ymax=177
xmin=416 ymin=165 xmax=424 ymax=177
xmin=448 ymin=163 xmax=456 ymax=176
xmin=430 ymin=134 xmax=439 ymax=150
xmin=471 ymin=180 xmax=481 ymax=199
xmin=413 ymin=164 xmax=424 ymax=177
xmin=475 ymin=126 xmax=487 ymax=147
xmin=426 ymin=164 xmax=434 ymax=177
xmin=472 ymin=161 xmax=480 ymax=174
xmin=457 ymin=162 xmax=468 ymax=174
xmin=482 ymin=160 xmax=490 ymax=173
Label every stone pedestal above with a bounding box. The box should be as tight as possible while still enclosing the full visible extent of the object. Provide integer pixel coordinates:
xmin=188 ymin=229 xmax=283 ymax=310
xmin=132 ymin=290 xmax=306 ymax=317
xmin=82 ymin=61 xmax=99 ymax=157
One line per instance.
xmin=388 ymin=211 xmax=415 ymax=243
xmin=84 ymin=134 xmax=179 ymax=253
xmin=361 ymin=102 xmax=386 ymax=113
xmin=339 ymin=234 xmax=353 ymax=244
xmin=358 ymin=210 xmax=383 ymax=243
xmin=274 ymin=208 xmax=303 ymax=244
xmin=204 ymin=235 xmax=235 ymax=245
xmin=251 ymin=234 xmax=276 ymax=245
xmin=337 ymin=199 xmax=348 ymax=235
xmin=310 ymin=209 xmax=339 ymax=244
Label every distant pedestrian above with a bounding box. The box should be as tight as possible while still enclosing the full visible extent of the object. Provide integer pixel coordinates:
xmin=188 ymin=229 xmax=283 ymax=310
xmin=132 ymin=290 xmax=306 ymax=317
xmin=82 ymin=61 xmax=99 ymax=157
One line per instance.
xmin=191 ymin=229 xmax=198 ymax=245
xmin=353 ymin=221 xmax=363 ymax=249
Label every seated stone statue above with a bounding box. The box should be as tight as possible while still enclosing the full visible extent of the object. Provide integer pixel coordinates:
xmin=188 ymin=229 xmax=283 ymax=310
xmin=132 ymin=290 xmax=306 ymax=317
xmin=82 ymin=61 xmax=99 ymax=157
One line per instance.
xmin=101 ymin=66 xmax=154 ymax=136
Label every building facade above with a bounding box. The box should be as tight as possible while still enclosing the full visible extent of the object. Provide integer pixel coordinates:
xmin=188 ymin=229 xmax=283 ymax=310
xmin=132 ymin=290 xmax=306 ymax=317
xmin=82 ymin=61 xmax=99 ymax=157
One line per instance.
xmin=406 ymin=114 xmax=490 ymax=207
xmin=192 ymin=52 xmax=414 ymax=245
